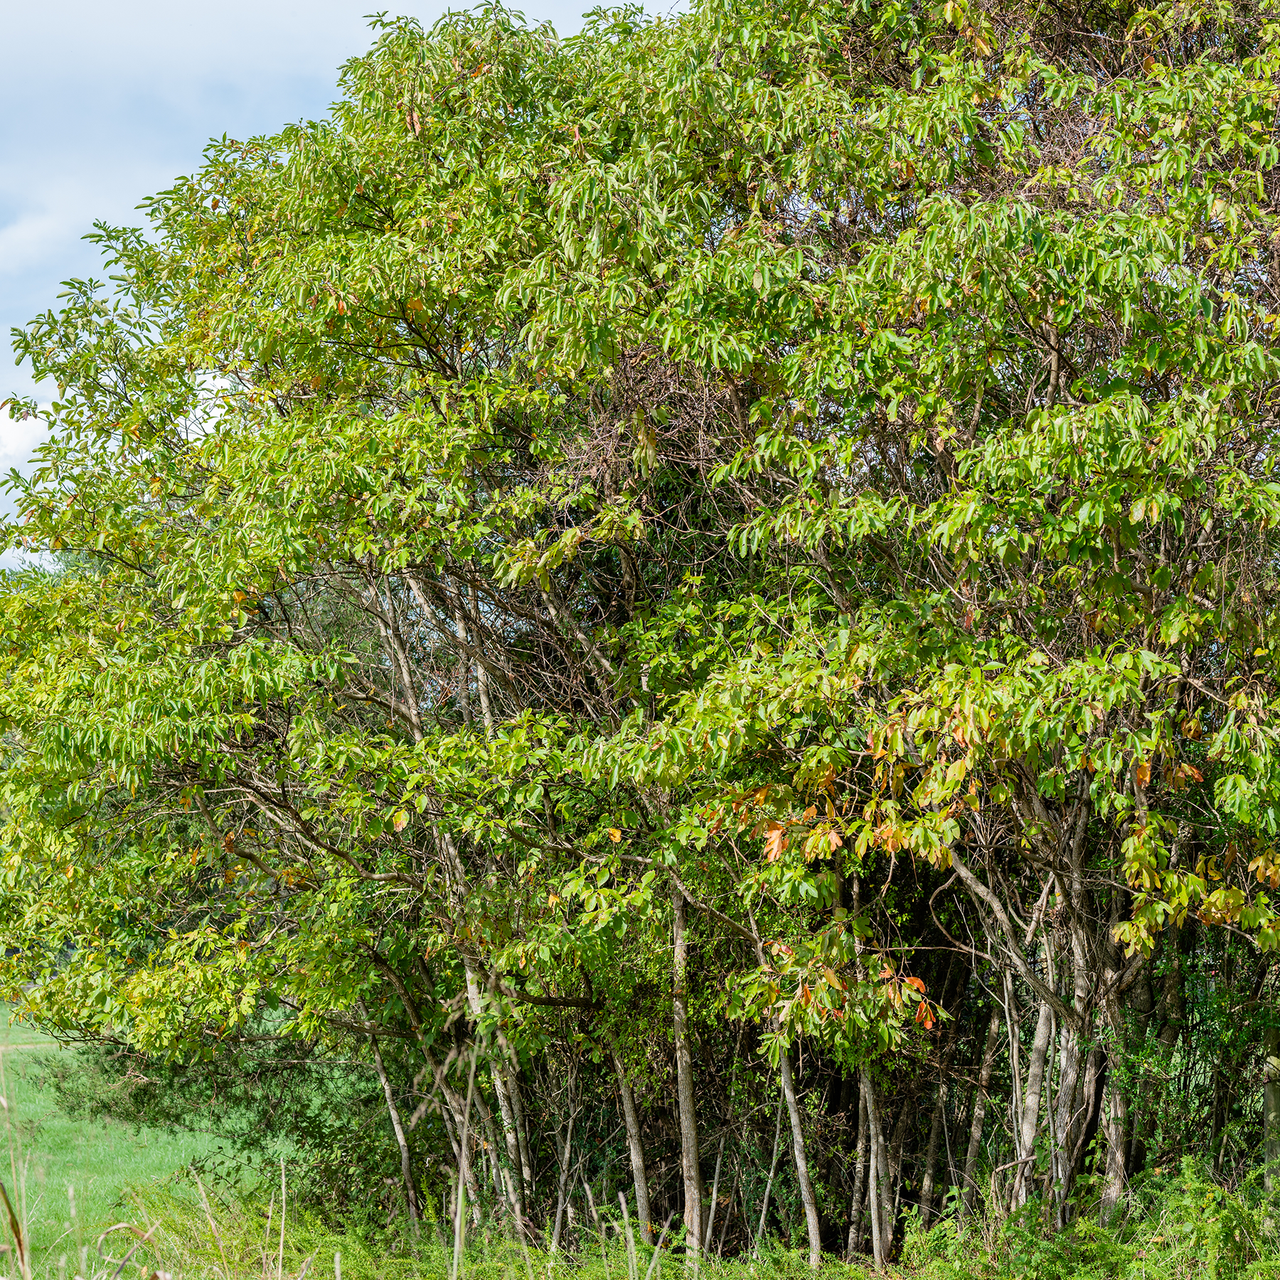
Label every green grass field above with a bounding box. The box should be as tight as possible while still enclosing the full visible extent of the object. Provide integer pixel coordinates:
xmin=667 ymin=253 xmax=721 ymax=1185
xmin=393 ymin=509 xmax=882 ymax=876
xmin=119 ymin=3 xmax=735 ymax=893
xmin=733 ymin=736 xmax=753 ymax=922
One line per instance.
xmin=0 ymin=1014 xmax=219 ymax=1274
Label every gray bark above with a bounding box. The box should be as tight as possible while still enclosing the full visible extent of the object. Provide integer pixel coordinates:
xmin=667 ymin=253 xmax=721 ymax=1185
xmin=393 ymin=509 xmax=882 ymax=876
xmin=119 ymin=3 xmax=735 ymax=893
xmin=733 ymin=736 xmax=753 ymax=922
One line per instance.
xmin=861 ymin=1068 xmax=892 ymax=1269
xmin=610 ymin=1037 xmax=656 ymax=1244
xmin=369 ymin=1031 xmax=420 ymax=1227
xmin=779 ymin=1047 xmax=822 ymax=1267
xmin=963 ymin=1008 xmax=1001 ymax=1214
xmin=672 ymin=885 xmax=705 ymax=1253
xmin=1012 ymin=1000 xmax=1054 ymax=1207
xmin=1266 ymin=1021 xmax=1280 ymax=1199
xmin=847 ymin=1090 xmax=869 ymax=1258
xmin=463 ymin=967 xmax=527 ymax=1233
xmin=918 ymin=1088 xmax=944 ymax=1228
xmin=1100 ymin=1080 xmax=1128 ymax=1223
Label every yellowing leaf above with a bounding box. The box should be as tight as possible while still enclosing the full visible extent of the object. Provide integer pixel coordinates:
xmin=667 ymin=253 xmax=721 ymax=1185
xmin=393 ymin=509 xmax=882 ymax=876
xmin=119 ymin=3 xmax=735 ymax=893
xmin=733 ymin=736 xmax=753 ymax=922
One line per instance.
xmin=607 ymin=827 xmax=622 ymax=842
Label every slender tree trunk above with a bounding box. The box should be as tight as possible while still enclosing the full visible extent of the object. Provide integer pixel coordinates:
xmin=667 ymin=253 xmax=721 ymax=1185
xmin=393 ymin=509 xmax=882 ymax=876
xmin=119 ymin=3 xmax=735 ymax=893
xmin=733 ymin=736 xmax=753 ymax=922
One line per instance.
xmin=1100 ymin=1081 xmax=1128 ymax=1224
xmin=847 ymin=1091 xmax=869 ymax=1258
xmin=470 ymin=586 xmax=495 ymax=737
xmin=779 ymin=1046 xmax=822 ymax=1268
xmin=506 ymin=1058 xmax=534 ymax=1199
xmin=610 ymin=1037 xmax=656 ymax=1244
xmin=672 ymin=885 xmax=705 ymax=1253
xmin=887 ymin=1093 xmax=912 ymax=1221
xmin=861 ymin=1068 xmax=892 ymax=1269
xmin=1012 ymin=1001 xmax=1053 ymax=1207
xmin=918 ymin=1088 xmax=944 ymax=1228
xmin=1100 ymin=927 xmax=1131 ymax=1223
xmin=424 ymin=1046 xmax=483 ymax=1209
xmin=1050 ymin=893 xmax=1095 ymax=1225
xmin=453 ymin=605 xmax=473 ymax=725
xmin=754 ymin=1100 xmax=784 ymax=1259
xmin=361 ymin=963 xmax=484 ymax=1212
xmin=1051 ymin=1020 xmax=1084 ymax=1227
xmin=705 ymin=1132 xmax=726 ymax=1252
xmin=963 ymin=1008 xmax=1001 ymax=1215
xmin=369 ymin=1031 xmax=420 ymax=1228
xmin=718 ymin=1159 xmax=740 ymax=1256
xmin=463 ymin=967 xmax=527 ymax=1233
xmin=551 ymin=1105 xmax=576 ymax=1252
xmin=1266 ymin=1022 xmax=1280 ymax=1201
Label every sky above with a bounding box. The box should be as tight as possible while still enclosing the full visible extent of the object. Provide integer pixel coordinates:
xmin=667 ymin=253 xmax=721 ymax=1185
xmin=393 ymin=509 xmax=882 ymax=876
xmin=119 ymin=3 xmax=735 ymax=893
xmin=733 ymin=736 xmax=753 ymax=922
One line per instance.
xmin=0 ymin=0 xmax=593 ymax=535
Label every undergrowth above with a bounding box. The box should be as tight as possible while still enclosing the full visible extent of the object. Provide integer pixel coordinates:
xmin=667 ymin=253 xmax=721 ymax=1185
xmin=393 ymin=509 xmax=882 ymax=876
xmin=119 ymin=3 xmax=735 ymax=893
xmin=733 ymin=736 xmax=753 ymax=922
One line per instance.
xmin=16 ymin=1158 xmax=1280 ymax=1280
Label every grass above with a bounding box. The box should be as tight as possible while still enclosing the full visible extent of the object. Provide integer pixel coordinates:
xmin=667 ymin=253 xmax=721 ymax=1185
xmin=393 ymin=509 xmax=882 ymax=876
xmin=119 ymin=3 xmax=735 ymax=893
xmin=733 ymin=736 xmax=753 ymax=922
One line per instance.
xmin=0 ymin=1013 xmax=219 ymax=1276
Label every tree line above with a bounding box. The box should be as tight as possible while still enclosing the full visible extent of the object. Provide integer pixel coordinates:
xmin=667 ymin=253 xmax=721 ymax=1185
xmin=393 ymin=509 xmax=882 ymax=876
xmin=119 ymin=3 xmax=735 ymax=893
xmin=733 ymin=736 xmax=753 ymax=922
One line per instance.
xmin=4 ymin=0 xmax=1280 ymax=1266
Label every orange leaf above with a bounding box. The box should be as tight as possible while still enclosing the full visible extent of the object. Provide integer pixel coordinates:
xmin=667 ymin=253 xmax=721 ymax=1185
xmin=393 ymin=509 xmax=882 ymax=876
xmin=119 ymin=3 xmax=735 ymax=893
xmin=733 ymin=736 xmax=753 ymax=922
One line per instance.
xmin=764 ymin=822 xmax=787 ymax=862
xmin=1134 ymin=760 xmax=1151 ymax=789
xmin=826 ymin=828 xmax=843 ymax=852
xmin=607 ymin=828 xmax=622 ymax=843
xmin=904 ymin=975 xmax=926 ymax=994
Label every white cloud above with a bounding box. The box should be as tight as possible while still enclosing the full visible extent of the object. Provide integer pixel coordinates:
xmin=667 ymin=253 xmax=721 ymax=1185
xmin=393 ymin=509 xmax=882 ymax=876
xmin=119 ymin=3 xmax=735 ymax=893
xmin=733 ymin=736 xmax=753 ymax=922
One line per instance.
xmin=0 ymin=413 xmax=46 ymax=471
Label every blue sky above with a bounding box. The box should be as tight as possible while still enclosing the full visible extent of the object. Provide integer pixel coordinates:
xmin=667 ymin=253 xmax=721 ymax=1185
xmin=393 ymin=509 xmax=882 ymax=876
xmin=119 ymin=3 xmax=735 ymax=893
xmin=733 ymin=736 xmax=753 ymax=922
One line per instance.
xmin=0 ymin=0 xmax=599 ymax=505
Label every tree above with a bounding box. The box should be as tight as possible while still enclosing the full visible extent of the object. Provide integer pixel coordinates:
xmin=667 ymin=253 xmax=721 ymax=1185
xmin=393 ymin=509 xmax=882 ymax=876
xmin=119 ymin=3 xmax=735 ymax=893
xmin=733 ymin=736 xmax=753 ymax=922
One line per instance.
xmin=6 ymin=0 xmax=1280 ymax=1263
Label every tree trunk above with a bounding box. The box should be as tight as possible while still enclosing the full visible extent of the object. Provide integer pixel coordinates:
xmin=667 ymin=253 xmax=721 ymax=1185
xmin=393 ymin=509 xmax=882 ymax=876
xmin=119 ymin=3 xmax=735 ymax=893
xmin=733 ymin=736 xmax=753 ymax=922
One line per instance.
xmin=369 ymin=1031 xmax=420 ymax=1228
xmin=1011 ymin=1000 xmax=1053 ymax=1207
xmin=718 ymin=1159 xmax=740 ymax=1256
xmin=506 ymin=1058 xmax=534 ymax=1200
xmin=963 ymin=1008 xmax=1001 ymax=1215
xmin=1099 ymin=919 xmax=1132 ymax=1223
xmin=610 ymin=1036 xmax=656 ymax=1244
xmin=754 ymin=1100 xmax=784 ymax=1259
xmin=779 ymin=1046 xmax=822 ymax=1268
xmin=1100 ymin=1080 xmax=1128 ymax=1223
xmin=861 ymin=1068 xmax=892 ymax=1269
xmin=847 ymin=1090 xmax=869 ymax=1258
xmin=1266 ymin=1021 xmax=1280 ymax=1200
xmin=1051 ymin=1020 xmax=1083 ymax=1226
xmin=918 ymin=1087 xmax=944 ymax=1228
xmin=463 ymin=966 xmax=527 ymax=1232
xmin=551 ymin=1105 xmax=576 ymax=1252
xmin=887 ymin=1091 xmax=912 ymax=1217
xmin=704 ymin=1132 xmax=726 ymax=1252
xmin=672 ymin=885 xmax=705 ymax=1253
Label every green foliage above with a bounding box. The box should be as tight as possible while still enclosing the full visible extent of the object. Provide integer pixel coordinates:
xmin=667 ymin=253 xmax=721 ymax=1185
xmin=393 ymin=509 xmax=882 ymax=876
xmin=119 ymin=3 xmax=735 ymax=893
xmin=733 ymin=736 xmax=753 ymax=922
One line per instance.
xmin=901 ymin=1161 xmax=1280 ymax=1280
xmin=7 ymin=0 xmax=1280 ymax=1259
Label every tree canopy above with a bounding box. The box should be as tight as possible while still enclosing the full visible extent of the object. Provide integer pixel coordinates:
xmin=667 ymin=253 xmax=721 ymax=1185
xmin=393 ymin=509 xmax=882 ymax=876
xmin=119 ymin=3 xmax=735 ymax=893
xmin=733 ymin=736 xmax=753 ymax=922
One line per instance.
xmin=6 ymin=0 xmax=1280 ymax=1264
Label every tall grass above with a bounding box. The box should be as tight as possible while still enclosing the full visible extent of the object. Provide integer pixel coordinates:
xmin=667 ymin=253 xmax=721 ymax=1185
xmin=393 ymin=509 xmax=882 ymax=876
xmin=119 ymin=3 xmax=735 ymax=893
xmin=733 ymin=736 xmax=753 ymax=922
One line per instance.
xmin=5 ymin=1162 xmax=1280 ymax=1279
